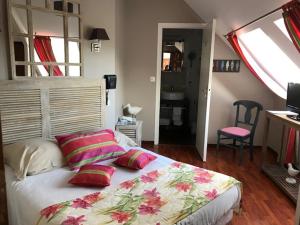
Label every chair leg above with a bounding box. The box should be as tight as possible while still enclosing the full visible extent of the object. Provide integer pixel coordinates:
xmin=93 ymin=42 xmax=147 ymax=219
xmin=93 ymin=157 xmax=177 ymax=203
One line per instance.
xmin=233 ymin=139 xmax=236 ymax=147
xmin=249 ymin=138 xmax=254 ymax=161
xmin=239 ymin=141 xmax=244 ymax=165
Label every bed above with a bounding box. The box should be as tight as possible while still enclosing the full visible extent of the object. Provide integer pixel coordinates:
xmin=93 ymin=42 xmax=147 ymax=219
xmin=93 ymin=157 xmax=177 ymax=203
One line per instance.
xmin=0 ymin=79 xmax=241 ymax=225
xmin=5 ymin=146 xmax=241 ymax=225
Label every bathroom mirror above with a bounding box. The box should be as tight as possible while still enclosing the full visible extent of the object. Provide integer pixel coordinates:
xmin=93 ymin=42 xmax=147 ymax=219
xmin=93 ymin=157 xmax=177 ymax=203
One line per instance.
xmin=161 ymin=41 xmax=184 ymax=72
xmin=8 ymin=0 xmax=82 ymax=78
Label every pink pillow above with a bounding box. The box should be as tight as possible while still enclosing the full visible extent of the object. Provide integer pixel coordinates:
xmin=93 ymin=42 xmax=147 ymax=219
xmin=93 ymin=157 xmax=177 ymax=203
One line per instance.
xmin=55 ymin=129 xmax=125 ymax=170
xmin=114 ymin=149 xmax=157 ymax=170
xmin=69 ymin=164 xmax=115 ymax=187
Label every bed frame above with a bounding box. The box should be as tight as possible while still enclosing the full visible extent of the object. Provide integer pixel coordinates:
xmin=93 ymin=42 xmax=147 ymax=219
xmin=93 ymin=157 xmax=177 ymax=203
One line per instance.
xmin=0 ymin=78 xmax=106 ymax=224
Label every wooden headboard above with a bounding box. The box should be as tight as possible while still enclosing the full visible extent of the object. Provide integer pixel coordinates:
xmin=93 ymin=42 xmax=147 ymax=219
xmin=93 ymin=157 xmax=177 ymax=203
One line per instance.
xmin=0 ymin=78 xmax=106 ymax=145
xmin=0 ymin=78 xmax=106 ymax=224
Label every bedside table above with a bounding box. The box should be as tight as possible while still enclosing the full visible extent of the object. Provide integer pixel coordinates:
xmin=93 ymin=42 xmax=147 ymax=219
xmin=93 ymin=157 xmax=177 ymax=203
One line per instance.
xmin=116 ymin=121 xmax=143 ymax=146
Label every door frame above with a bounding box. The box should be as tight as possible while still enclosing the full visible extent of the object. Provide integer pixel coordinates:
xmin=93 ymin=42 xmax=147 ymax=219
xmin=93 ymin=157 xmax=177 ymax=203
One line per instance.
xmin=154 ymin=23 xmax=210 ymax=145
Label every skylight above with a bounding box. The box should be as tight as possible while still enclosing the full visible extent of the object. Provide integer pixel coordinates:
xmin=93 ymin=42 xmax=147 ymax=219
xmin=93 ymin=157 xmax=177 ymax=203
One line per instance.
xmin=274 ymin=18 xmax=292 ymax=42
xmin=239 ymin=28 xmax=300 ymax=99
xmin=239 ymin=41 xmax=287 ymax=99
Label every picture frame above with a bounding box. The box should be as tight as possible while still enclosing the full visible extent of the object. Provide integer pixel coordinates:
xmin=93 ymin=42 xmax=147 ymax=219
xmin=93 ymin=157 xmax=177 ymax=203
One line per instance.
xmin=213 ymin=59 xmax=240 ymax=73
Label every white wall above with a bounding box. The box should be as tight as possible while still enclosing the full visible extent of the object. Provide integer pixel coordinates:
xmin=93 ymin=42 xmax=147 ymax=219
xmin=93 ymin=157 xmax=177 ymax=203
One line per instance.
xmin=122 ymin=0 xmax=202 ymax=141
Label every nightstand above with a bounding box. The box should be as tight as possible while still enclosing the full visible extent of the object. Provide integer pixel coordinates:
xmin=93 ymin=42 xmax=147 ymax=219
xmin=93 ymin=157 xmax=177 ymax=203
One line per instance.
xmin=115 ymin=121 xmax=143 ymax=146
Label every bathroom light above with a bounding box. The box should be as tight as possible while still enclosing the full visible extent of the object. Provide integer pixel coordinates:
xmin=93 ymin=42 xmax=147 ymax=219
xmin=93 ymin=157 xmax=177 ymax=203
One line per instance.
xmin=89 ymin=28 xmax=110 ymax=52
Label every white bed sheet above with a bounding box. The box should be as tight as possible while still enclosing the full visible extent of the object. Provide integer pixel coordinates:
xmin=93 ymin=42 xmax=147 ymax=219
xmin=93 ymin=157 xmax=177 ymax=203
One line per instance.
xmin=5 ymin=147 xmax=241 ymax=225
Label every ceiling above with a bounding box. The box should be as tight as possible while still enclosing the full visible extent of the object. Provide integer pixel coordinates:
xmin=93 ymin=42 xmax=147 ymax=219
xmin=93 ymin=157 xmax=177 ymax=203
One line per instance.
xmin=184 ymin=0 xmax=290 ymax=38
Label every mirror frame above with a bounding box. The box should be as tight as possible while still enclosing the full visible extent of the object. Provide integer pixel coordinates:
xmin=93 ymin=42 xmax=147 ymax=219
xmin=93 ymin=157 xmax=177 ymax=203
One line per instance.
xmin=7 ymin=0 xmax=83 ymax=79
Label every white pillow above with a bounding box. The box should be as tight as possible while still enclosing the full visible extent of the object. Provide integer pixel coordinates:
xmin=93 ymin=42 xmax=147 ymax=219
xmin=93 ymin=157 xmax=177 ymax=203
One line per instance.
xmin=114 ymin=131 xmax=138 ymax=147
xmin=4 ymin=138 xmax=65 ymax=180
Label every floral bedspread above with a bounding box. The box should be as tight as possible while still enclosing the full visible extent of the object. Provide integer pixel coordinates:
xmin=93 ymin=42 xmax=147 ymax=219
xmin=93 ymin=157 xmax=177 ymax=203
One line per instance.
xmin=36 ymin=162 xmax=241 ymax=225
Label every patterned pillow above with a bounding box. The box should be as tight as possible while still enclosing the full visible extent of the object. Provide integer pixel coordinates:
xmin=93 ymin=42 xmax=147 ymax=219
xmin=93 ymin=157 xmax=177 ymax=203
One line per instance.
xmin=55 ymin=129 xmax=125 ymax=170
xmin=68 ymin=164 xmax=115 ymax=187
xmin=114 ymin=149 xmax=157 ymax=169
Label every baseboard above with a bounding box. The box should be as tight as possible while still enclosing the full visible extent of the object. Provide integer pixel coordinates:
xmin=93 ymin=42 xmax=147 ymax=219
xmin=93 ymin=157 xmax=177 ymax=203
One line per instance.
xmin=143 ymin=142 xmax=277 ymax=155
xmin=207 ymin=143 xmax=262 ymax=148
xmin=141 ymin=141 xmax=155 ymax=148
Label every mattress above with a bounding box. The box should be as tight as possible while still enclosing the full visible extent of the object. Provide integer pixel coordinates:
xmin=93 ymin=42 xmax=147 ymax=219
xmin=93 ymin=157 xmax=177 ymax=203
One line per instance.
xmin=5 ymin=147 xmax=241 ymax=225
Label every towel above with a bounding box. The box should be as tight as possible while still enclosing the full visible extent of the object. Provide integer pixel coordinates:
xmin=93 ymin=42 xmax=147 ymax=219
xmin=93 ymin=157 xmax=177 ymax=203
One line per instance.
xmin=173 ymin=107 xmax=183 ymax=126
xmin=160 ymin=118 xmax=170 ymax=126
xmin=173 ymin=107 xmax=182 ymax=115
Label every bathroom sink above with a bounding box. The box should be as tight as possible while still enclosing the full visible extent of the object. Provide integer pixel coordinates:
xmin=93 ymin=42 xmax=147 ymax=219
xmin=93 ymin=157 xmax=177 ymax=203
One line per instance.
xmin=161 ymin=91 xmax=184 ymax=100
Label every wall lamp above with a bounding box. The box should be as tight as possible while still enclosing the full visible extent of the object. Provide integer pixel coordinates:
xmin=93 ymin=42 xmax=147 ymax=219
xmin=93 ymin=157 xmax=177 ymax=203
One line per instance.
xmin=89 ymin=28 xmax=110 ymax=52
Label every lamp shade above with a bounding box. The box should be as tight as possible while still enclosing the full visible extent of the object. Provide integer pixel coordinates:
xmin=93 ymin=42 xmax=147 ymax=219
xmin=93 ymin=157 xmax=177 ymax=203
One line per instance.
xmin=89 ymin=28 xmax=110 ymax=40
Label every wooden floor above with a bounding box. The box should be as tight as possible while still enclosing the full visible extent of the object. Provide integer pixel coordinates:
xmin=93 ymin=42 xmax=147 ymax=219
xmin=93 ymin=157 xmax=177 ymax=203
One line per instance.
xmin=142 ymin=143 xmax=296 ymax=225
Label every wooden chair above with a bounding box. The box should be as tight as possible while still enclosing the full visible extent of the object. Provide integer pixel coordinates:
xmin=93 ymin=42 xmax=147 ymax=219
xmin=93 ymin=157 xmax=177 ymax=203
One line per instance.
xmin=216 ymin=100 xmax=263 ymax=164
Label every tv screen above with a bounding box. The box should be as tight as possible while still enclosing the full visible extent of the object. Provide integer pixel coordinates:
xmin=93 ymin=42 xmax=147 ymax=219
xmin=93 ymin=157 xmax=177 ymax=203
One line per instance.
xmin=287 ymin=83 xmax=300 ymax=111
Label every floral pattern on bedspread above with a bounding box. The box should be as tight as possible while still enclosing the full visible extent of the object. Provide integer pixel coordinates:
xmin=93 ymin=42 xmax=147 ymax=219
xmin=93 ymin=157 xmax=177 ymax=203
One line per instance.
xmin=36 ymin=162 xmax=240 ymax=225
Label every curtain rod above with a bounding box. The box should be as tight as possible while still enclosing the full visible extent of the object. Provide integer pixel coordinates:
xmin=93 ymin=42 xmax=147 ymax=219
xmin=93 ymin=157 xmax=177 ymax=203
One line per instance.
xmin=224 ymin=5 xmax=283 ymax=38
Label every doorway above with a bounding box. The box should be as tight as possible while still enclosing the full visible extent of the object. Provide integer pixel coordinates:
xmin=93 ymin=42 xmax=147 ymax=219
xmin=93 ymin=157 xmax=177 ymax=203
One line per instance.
xmin=159 ymin=29 xmax=202 ymax=145
xmin=154 ymin=21 xmax=216 ymax=161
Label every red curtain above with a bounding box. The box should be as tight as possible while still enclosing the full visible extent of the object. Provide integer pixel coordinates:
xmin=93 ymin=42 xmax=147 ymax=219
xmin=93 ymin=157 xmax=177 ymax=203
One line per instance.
xmin=34 ymin=36 xmax=63 ymax=76
xmin=285 ymin=128 xmax=296 ymax=164
xmin=282 ymin=0 xmax=300 ymax=53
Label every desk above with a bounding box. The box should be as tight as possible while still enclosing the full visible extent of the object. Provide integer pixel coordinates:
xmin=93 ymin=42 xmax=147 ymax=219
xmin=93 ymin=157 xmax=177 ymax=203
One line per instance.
xmin=262 ymin=111 xmax=300 ymax=204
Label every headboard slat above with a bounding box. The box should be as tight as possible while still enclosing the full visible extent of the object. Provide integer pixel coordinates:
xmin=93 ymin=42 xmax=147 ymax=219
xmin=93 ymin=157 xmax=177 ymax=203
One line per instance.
xmin=48 ymin=85 xmax=104 ymax=139
xmin=0 ymin=88 xmax=42 ymax=145
xmin=0 ymin=79 xmax=106 ymax=145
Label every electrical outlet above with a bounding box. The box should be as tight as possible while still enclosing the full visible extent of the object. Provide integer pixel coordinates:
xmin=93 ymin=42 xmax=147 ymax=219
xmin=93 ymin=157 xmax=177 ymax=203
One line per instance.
xmin=150 ymin=76 xmax=156 ymax=82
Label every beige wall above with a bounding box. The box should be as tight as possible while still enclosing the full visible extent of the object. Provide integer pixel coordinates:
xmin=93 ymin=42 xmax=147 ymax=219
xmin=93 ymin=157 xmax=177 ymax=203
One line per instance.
xmin=209 ymin=36 xmax=277 ymax=146
xmin=115 ymin=0 xmax=126 ymax=118
xmin=81 ymin=0 xmax=119 ymax=129
xmin=122 ymin=0 xmax=202 ymax=140
xmin=0 ymin=0 xmax=9 ymax=80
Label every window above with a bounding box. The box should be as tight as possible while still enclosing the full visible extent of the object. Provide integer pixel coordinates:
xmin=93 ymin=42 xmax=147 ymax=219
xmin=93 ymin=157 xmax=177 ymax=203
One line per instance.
xmin=237 ymin=21 xmax=300 ymax=99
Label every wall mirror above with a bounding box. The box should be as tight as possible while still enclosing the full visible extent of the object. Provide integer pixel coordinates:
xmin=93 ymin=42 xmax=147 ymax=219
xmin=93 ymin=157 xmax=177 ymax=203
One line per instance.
xmin=8 ymin=0 xmax=83 ymax=79
xmin=161 ymin=41 xmax=184 ymax=72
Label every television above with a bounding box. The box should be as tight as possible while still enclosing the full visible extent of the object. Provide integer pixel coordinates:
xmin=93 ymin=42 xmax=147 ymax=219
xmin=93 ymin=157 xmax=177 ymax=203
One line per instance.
xmin=287 ymin=82 xmax=300 ymax=114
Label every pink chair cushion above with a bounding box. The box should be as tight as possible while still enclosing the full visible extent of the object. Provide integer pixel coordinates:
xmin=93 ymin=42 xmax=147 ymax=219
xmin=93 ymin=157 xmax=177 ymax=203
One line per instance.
xmin=221 ymin=127 xmax=250 ymax=137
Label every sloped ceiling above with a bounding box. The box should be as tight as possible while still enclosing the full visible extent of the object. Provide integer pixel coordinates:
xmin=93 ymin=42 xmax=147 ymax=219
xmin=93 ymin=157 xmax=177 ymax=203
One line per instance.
xmin=184 ymin=0 xmax=299 ymax=73
xmin=184 ymin=0 xmax=290 ymax=37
